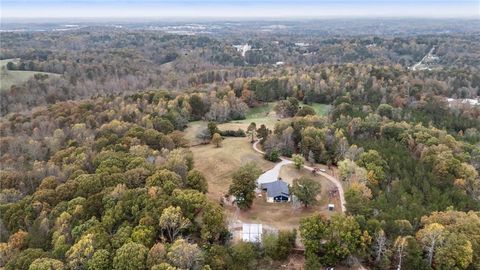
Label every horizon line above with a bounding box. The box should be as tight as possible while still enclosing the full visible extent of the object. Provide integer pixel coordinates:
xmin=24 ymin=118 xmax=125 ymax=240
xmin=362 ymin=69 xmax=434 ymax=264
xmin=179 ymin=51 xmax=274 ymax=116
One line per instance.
xmin=3 ymin=15 xmax=480 ymax=21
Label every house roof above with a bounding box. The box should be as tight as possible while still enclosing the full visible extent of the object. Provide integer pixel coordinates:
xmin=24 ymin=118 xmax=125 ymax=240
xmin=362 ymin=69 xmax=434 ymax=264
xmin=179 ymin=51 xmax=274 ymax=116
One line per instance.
xmin=261 ymin=180 xmax=290 ymax=198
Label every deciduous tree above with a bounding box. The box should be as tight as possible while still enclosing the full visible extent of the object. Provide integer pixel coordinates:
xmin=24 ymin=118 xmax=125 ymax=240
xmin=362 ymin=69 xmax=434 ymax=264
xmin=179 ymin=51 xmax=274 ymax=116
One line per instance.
xmin=147 ymin=243 xmax=167 ymax=268
xmin=292 ymin=154 xmax=304 ymax=170
xmin=28 ymin=258 xmax=64 ymax=270
xmin=186 ymin=170 xmax=208 ymax=194
xmin=65 ymin=234 xmax=95 ymax=270
xmin=113 ymin=242 xmax=148 ymax=270
xmin=435 ymin=232 xmax=473 ymax=270
xmin=230 ymin=242 xmax=256 ymax=270
xmin=158 ymin=206 xmax=191 ymax=242
xmin=87 ymin=249 xmax=111 ymax=270
xmin=167 ymin=239 xmax=203 ymax=270
xmin=201 ymin=203 xmax=227 ymax=243
xmin=211 ymin=133 xmax=222 ymax=148
xmin=416 ymin=223 xmax=445 ymax=267
xmin=228 ymin=162 xmax=262 ymax=209
xmin=247 ymin=122 xmax=256 ymax=143
xmin=290 ymin=177 xmax=321 ymax=207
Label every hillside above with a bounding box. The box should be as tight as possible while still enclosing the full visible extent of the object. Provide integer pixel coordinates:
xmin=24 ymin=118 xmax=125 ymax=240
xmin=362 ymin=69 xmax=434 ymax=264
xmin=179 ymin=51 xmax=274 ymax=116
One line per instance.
xmin=0 ymin=19 xmax=479 ymax=270
xmin=0 ymin=59 xmax=60 ymax=91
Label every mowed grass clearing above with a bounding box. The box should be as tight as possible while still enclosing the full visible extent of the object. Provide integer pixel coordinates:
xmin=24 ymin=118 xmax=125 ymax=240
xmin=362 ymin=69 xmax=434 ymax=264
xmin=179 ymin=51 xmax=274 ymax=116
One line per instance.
xmin=222 ymin=102 xmax=280 ymax=132
xmin=310 ymin=103 xmax=331 ymax=116
xmin=238 ymin=102 xmax=331 ymax=130
xmin=190 ymin=135 xmax=341 ymax=230
xmin=190 ymin=137 xmax=273 ymax=200
xmin=185 ymin=101 xmax=335 ymax=229
xmin=183 ymin=102 xmax=330 ymax=144
xmin=0 ymin=59 xmax=60 ymax=91
xmin=233 ymin=164 xmax=341 ymax=231
xmin=183 ymin=105 xmax=279 ymax=145
xmin=245 ymin=102 xmax=276 ymax=119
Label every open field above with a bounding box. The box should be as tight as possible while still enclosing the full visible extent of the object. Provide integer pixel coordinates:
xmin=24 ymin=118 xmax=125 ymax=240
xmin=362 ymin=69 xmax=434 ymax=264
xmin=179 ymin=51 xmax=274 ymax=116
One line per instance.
xmin=190 ymin=135 xmax=341 ymax=232
xmin=310 ymin=103 xmax=331 ymax=116
xmin=0 ymin=59 xmax=60 ymax=90
xmin=231 ymin=164 xmax=342 ymax=231
xmin=185 ymin=103 xmax=280 ymax=145
xmin=190 ymin=137 xmax=273 ymax=200
xmin=184 ymin=102 xmax=330 ymax=145
xmin=183 ymin=121 xmax=207 ymax=144
xmin=221 ymin=106 xmax=281 ymax=131
xmin=187 ymin=101 xmax=338 ymax=230
xmin=221 ymin=161 xmax=341 ymax=230
xmin=245 ymin=102 xmax=276 ymax=119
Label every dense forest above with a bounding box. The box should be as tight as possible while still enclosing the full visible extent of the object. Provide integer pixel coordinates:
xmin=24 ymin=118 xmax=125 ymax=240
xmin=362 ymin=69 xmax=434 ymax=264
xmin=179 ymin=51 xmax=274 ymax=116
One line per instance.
xmin=1 ymin=24 xmax=479 ymax=115
xmin=1 ymin=20 xmax=480 ymax=270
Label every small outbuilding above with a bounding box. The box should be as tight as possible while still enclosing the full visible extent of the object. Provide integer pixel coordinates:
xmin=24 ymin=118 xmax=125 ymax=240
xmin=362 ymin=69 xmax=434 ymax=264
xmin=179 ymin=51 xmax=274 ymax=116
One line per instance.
xmin=261 ymin=179 xmax=290 ymax=203
xmin=242 ymin=223 xmax=263 ymax=242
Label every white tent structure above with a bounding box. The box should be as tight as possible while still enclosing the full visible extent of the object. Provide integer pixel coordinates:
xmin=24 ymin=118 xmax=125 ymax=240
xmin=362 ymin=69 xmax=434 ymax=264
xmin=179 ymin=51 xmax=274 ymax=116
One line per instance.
xmin=242 ymin=223 xmax=263 ymax=242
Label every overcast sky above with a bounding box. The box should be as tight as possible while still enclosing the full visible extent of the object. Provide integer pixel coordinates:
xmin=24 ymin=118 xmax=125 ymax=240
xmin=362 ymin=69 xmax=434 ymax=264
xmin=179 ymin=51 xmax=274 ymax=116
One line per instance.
xmin=1 ymin=0 xmax=479 ymax=19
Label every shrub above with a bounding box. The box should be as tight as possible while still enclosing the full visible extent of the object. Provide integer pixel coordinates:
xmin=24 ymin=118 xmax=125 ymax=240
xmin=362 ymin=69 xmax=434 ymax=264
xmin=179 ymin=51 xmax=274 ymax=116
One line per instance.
xmin=219 ymin=129 xmax=246 ymax=137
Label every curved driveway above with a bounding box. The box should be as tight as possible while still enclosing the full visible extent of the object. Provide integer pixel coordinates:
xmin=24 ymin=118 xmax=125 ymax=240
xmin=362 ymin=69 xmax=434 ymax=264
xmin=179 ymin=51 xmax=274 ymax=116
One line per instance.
xmin=252 ymin=140 xmax=365 ymax=267
xmin=257 ymin=159 xmax=293 ymax=185
xmin=252 ymin=140 xmax=346 ymax=213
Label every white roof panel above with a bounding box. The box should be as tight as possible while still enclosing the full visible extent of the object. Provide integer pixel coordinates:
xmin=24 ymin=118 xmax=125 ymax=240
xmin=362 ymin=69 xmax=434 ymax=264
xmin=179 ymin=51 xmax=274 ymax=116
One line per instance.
xmin=242 ymin=223 xmax=263 ymax=242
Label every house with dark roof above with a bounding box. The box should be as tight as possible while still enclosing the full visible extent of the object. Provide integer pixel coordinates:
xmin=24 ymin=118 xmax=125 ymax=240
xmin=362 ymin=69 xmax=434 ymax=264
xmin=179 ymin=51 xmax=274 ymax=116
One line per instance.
xmin=261 ymin=179 xmax=290 ymax=203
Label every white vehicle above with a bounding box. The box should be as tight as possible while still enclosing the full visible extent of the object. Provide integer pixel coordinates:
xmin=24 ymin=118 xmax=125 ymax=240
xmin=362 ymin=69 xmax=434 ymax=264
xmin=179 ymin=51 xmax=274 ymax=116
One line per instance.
xmin=319 ymin=168 xmax=327 ymax=172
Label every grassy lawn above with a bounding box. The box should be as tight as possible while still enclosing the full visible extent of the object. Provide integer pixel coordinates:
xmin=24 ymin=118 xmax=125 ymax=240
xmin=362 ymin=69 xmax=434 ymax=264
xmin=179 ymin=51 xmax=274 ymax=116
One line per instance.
xmin=224 ymin=102 xmax=330 ymax=132
xmin=183 ymin=121 xmax=207 ymax=145
xmin=0 ymin=59 xmax=60 ymax=91
xmin=186 ymin=101 xmax=341 ymax=248
xmin=245 ymin=102 xmax=276 ymax=119
xmin=190 ymin=137 xmax=273 ymax=200
xmin=223 ymin=102 xmax=281 ymax=132
xmin=183 ymin=105 xmax=280 ymax=145
xmin=279 ymin=164 xmax=342 ymax=212
xmin=190 ymin=134 xmax=341 ymax=232
xmin=183 ymin=102 xmax=330 ymax=145
xmin=310 ymin=102 xmax=331 ymax=116
xmin=223 ymin=162 xmax=341 ymax=231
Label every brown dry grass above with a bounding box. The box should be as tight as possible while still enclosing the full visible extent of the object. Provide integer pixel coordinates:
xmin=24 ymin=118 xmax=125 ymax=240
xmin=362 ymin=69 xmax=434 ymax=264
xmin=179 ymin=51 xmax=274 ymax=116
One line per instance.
xmin=217 ymin=111 xmax=281 ymax=131
xmin=189 ymin=135 xmax=341 ymax=232
xmin=183 ymin=121 xmax=207 ymax=145
xmin=279 ymin=164 xmax=342 ymax=211
xmin=229 ymin=164 xmax=342 ymax=231
xmin=183 ymin=110 xmax=282 ymax=145
xmin=190 ymin=137 xmax=273 ymax=200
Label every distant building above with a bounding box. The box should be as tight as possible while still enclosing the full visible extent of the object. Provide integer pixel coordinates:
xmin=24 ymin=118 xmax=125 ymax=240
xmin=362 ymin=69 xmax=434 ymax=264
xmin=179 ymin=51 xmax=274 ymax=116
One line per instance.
xmin=261 ymin=179 xmax=290 ymax=203
xmin=446 ymin=98 xmax=479 ymax=106
xmin=242 ymin=223 xmax=263 ymax=242
xmin=295 ymin=42 xmax=309 ymax=47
